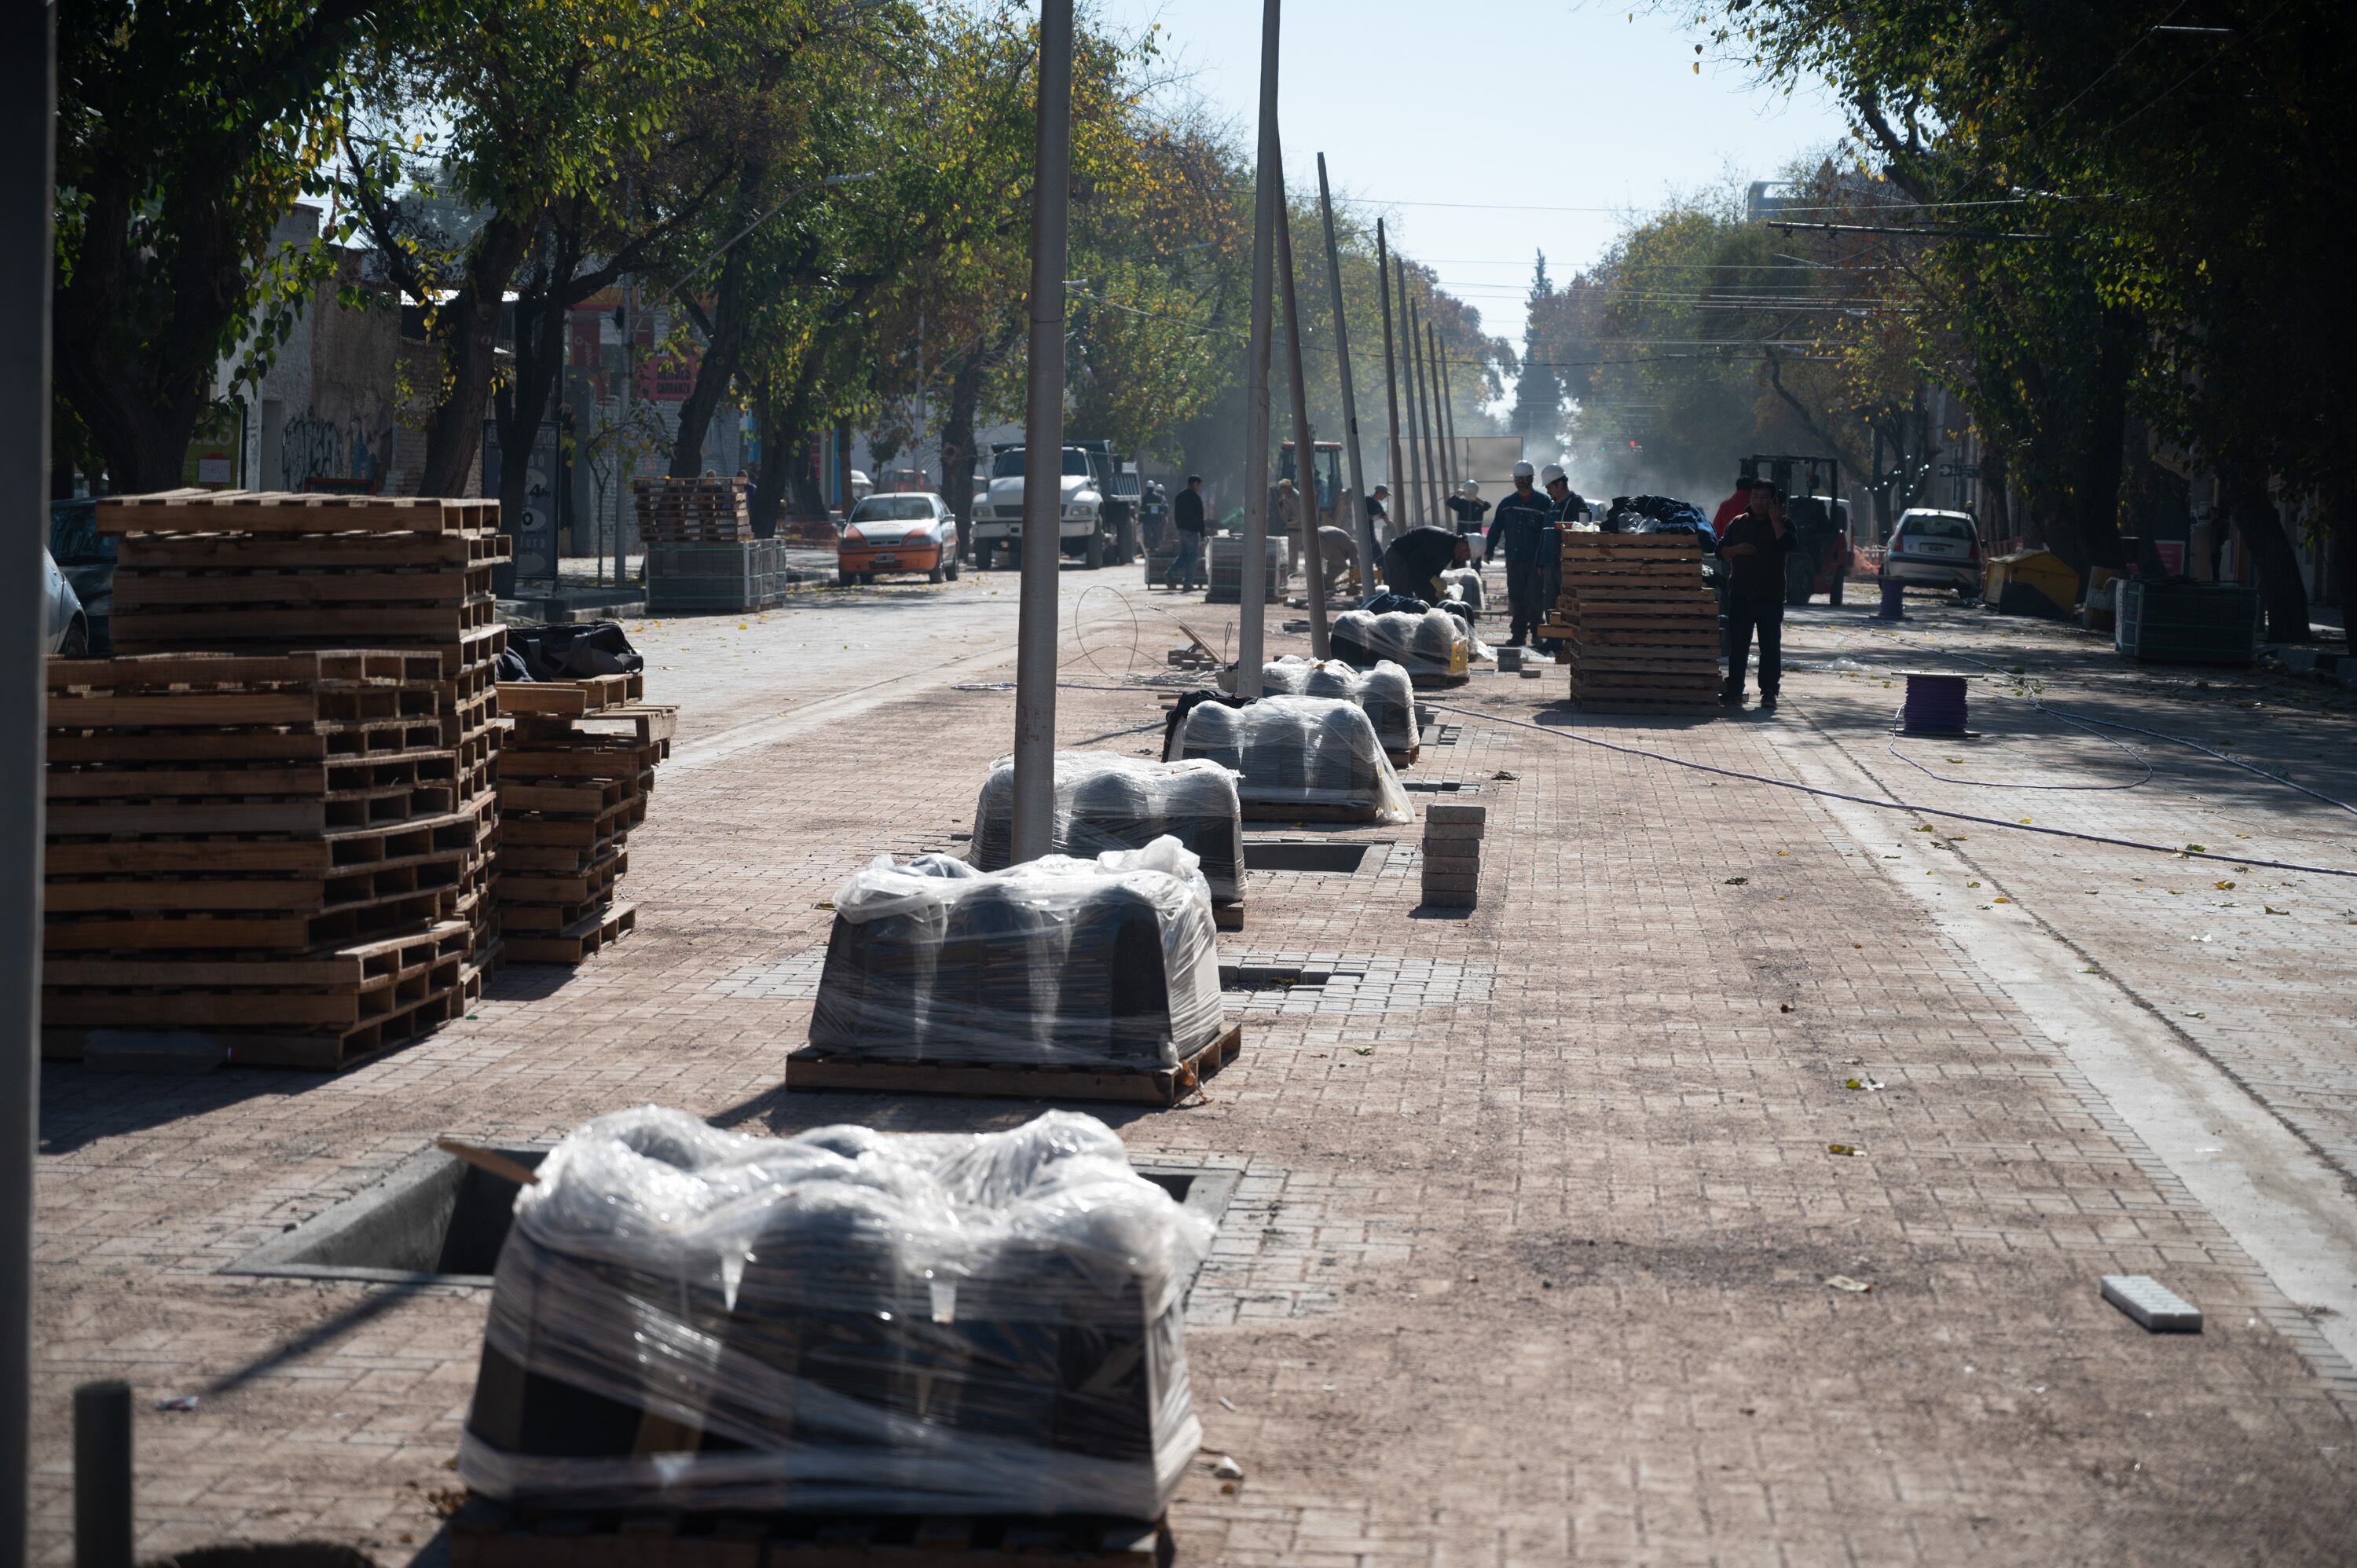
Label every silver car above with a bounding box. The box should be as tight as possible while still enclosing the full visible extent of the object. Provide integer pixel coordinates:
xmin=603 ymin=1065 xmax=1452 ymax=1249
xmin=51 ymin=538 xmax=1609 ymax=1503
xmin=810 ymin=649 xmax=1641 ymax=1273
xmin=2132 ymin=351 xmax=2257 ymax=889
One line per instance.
xmin=1881 ymin=509 xmax=1981 ymax=595
xmin=43 ymin=549 xmax=90 ymax=655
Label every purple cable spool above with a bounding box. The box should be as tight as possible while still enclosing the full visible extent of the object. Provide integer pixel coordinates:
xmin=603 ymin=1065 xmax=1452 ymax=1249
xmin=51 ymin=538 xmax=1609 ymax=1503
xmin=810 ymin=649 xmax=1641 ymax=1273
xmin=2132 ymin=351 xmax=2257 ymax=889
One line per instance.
xmin=1900 ymin=672 xmax=1969 ymax=735
xmin=1877 ymin=578 xmax=1907 ymax=619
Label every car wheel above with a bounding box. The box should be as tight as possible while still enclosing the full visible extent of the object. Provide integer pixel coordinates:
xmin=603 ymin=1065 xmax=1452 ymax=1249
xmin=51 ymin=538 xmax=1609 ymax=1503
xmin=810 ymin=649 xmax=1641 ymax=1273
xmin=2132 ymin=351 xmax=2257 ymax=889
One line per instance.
xmin=1830 ymin=576 xmax=1845 ymax=607
xmin=945 ymin=559 xmax=962 ymax=581
xmin=929 ymin=565 xmax=945 ymax=584
xmin=837 ymin=570 xmax=856 ymax=587
xmin=1083 ymin=531 xmax=1104 ymax=570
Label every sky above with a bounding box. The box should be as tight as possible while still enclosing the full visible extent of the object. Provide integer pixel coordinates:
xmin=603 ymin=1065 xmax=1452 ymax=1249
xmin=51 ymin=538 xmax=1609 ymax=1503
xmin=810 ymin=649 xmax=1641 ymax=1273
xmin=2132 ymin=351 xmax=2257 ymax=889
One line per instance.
xmin=1091 ymin=0 xmax=1853 ymax=346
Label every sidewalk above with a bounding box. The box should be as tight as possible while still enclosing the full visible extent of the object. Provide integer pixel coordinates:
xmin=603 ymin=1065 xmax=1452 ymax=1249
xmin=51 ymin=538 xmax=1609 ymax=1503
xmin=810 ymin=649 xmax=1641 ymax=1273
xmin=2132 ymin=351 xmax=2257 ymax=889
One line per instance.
xmin=26 ymin=575 xmax=2357 ymax=1564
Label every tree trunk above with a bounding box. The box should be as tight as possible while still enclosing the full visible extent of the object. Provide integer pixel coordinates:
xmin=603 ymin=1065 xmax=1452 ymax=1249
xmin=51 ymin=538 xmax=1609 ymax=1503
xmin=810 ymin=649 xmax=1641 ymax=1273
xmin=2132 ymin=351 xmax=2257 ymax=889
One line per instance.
xmin=2069 ymin=310 xmax=2135 ymax=574
xmin=2220 ymin=463 xmax=2311 ymax=643
xmin=669 ymin=185 xmax=760 ymax=477
xmin=416 ymin=211 xmax=533 ymax=497
xmin=940 ymin=354 xmax=983 ymax=560
xmin=748 ymin=381 xmax=790 ymax=538
xmin=493 ymin=228 xmax=576 ymax=568
xmin=789 ymin=431 xmax=825 ymax=518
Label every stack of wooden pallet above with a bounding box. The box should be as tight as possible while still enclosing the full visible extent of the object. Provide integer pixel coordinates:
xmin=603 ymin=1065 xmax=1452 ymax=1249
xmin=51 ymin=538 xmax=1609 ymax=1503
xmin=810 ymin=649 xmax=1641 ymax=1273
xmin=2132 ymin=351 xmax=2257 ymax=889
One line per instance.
xmin=493 ymin=675 xmax=673 ymax=964
xmin=633 ymin=476 xmax=752 ymax=543
xmin=98 ymin=490 xmax=511 ymax=981
xmin=42 ymin=652 xmax=475 ymax=1069
xmin=1547 ymin=532 xmax=1722 ymax=713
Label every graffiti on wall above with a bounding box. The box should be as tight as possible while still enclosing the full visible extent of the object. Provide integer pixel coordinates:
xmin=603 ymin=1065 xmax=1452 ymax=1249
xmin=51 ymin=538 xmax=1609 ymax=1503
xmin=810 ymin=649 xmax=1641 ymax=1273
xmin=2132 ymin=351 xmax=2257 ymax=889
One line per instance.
xmin=280 ymin=414 xmax=387 ymax=492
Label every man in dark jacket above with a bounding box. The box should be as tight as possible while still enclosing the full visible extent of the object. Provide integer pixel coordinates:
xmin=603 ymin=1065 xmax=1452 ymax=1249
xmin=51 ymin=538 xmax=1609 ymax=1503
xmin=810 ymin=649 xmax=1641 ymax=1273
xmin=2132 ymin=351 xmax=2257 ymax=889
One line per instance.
xmin=1380 ymin=523 xmax=1471 ymax=599
xmin=1446 ymin=482 xmax=1491 ymax=536
xmin=1718 ymin=482 xmax=1794 ymax=711
xmin=1165 ymin=474 xmax=1207 ymax=592
xmin=1484 ymin=460 xmax=1554 ymax=646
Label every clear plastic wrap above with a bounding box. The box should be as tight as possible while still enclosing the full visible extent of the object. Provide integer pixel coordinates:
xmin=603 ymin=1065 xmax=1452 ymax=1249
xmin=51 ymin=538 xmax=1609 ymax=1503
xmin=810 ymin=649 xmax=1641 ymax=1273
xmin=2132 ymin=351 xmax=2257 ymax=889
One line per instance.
xmin=970 ymin=753 xmax=1243 ymax=903
xmin=1164 ymin=694 xmax=1413 ymax=822
xmin=1219 ymin=656 xmax=1420 ymax=754
xmin=1331 ymin=606 xmax=1471 ymax=679
xmin=1438 ymin=566 xmax=1485 ymax=611
xmin=807 ymin=837 xmax=1224 ymax=1068
xmin=460 ymin=1106 xmax=1209 ymax=1519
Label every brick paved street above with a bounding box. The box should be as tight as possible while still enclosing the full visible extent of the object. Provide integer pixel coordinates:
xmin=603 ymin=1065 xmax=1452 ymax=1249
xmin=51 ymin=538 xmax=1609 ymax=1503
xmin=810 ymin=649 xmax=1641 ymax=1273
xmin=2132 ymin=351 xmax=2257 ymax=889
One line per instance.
xmin=28 ymin=566 xmax=2357 ymax=1565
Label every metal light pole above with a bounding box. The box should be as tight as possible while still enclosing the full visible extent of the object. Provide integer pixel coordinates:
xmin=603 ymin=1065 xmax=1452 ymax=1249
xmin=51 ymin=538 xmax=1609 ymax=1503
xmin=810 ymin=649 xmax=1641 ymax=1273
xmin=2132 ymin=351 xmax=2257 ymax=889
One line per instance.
xmin=2 ymin=8 xmax=54 ymax=1565
xmin=1401 ymin=291 xmax=1427 ymax=527
xmin=1439 ymin=330 xmax=1463 ymax=507
xmin=1375 ymin=222 xmax=1405 ymax=551
xmin=1315 ymin=155 xmax=1373 ymax=592
xmin=1274 ymin=148 xmax=1328 ymax=658
xmin=1235 ymin=0 xmax=1281 ymax=698
xmin=1009 ymin=0 xmax=1075 ymax=863
xmin=1424 ymin=321 xmax=1442 ymax=504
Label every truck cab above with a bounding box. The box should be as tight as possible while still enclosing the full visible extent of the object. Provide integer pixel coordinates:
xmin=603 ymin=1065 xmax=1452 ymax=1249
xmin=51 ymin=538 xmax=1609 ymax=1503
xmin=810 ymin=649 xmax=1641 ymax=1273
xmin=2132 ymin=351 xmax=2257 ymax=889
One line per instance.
xmin=970 ymin=442 xmax=1127 ymax=570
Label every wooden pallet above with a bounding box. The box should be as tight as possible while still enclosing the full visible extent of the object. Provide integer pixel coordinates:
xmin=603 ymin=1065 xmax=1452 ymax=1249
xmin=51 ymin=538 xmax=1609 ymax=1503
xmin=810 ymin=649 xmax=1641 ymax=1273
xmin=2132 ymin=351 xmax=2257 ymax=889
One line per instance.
xmin=1385 ymin=745 xmax=1420 ymax=767
xmin=1212 ymin=899 xmax=1244 ymax=932
xmin=1238 ymin=798 xmax=1384 ymax=823
xmin=504 ymin=901 xmax=636 ymax=965
xmin=786 ymin=1022 xmax=1243 ymax=1107
xmin=495 ymin=673 xmax=646 ymax=717
xmin=95 ymin=489 xmax=493 ymax=537
xmin=43 ymin=972 xmax=464 ymax=1071
xmin=452 ymin=1499 xmax=1169 ymax=1568
xmin=1407 ymin=671 xmax=1468 ymax=691
xmin=116 ymin=527 xmax=511 ymax=570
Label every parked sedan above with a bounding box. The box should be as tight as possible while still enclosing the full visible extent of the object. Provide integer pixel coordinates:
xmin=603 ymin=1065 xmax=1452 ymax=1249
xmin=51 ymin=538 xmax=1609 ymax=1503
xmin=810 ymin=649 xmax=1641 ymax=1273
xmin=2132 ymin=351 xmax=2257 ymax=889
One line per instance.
xmin=43 ymin=549 xmax=90 ymax=654
xmin=1881 ymin=508 xmax=1982 ymax=595
xmin=838 ymin=493 xmax=960 ymax=584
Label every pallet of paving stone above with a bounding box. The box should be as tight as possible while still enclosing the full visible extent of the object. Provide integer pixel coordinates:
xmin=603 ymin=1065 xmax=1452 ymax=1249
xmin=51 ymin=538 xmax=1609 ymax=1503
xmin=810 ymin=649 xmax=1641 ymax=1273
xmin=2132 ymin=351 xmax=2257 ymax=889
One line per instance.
xmin=786 ymin=1022 xmax=1244 ymax=1108
xmin=450 ymin=1497 xmax=1171 ymax=1568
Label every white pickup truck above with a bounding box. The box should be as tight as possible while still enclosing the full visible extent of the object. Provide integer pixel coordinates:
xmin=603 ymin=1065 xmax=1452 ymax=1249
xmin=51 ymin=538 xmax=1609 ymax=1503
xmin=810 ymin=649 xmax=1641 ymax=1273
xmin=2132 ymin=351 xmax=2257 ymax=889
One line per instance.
xmin=970 ymin=442 xmax=1125 ymax=570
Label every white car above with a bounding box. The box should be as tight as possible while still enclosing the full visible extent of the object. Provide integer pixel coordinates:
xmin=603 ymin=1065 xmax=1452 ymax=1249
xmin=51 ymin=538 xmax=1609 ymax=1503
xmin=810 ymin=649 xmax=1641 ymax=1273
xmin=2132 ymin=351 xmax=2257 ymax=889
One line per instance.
xmin=970 ymin=445 xmax=1119 ymax=570
xmin=838 ymin=493 xmax=960 ymax=584
xmin=1881 ymin=508 xmax=1982 ymax=595
xmin=44 ymin=549 xmax=90 ymax=655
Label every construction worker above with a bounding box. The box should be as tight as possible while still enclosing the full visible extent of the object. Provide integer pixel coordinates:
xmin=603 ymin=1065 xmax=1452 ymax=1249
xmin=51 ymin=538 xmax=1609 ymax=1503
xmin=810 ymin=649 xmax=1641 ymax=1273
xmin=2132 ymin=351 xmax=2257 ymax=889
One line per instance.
xmin=1483 ymin=460 xmax=1553 ymax=647
xmin=1165 ymin=474 xmax=1206 ymax=592
xmin=1274 ymin=477 xmax=1303 ymax=572
xmin=1366 ymin=483 xmax=1391 ymax=542
xmin=1318 ymin=524 xmax=1360 ymax=597
xmin=1719 ymin=481 xmax=1794 ymax=712
xmin=1710 ymin=471 xmax=1751 ymax=536
xmin=1446 ymin=481 xmax=1490 ymax=537
xmin=1534 ymin=464 xmax=1588 ymax=653
xmin=1379 ymin=523 xmax=1472 ymax=600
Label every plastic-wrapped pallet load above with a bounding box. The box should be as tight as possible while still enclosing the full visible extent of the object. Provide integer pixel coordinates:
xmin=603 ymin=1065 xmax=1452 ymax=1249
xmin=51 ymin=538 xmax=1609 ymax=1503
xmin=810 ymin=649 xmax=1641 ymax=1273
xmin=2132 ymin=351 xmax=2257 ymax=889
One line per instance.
xmin=461 ymin=1106 xmax=1209 ymax=1519
xmin=970 ymin=753 xmax=1243 ymax=903
xmin=1165 ymin=695 xmax=1412 ymax=822
xmin=1330 ymin=607 xmax=1471 ymax=682
xmin=1439 ymin=565 xmax=1484 ymax=612
xmin=808 ymin=839 xmax=1223 ymax=1068
xmin=1220 ymin=657 xmax=1420 ymax=756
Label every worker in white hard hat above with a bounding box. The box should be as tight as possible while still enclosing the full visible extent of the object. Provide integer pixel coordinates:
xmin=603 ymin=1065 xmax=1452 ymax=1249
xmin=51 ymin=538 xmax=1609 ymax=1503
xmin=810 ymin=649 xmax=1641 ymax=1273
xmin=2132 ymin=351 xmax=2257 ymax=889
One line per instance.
xmin=1534 ymin=464 xmax=1591 ymax=657
xmin=1484 ymin=460 xmax=1553 ymax=647
xmin=1445 ymin=479 xmax=1490 ymax=537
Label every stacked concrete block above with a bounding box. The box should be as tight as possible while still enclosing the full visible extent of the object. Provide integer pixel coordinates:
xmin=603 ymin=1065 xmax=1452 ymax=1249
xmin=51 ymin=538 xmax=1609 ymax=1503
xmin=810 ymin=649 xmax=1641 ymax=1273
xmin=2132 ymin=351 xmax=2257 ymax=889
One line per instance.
xmin=1421 ymin=803 xmax=1484 ymax=909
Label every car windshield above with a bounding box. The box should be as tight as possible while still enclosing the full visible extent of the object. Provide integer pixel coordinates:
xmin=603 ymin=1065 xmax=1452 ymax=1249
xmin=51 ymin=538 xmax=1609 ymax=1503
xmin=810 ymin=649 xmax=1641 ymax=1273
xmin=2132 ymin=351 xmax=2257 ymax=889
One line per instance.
xmin=990 ymin=449 xmax=1092 ymax=479
xmin=850 ymin=497 xmax=935 ymax=522
xmin=1901 ymin=513 xmax=1975 ymax=541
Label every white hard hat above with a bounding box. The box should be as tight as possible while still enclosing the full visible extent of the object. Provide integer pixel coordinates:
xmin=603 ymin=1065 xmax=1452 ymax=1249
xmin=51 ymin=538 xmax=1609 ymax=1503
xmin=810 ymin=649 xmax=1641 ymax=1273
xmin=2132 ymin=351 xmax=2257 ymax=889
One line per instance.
xmin=1457 ymin=481 xmax=1478 ymax=496
xmin=1540 ymin=463 xmax=1567 ymax=485
xmin=1511 ymin=460 xmax=1534 ymax=479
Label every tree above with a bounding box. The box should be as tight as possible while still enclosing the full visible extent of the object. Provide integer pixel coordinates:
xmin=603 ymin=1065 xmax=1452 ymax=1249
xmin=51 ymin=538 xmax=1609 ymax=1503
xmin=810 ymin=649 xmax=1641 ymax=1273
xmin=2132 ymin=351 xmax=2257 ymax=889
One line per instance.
xmin=55 ymin=0 xmax=418 ymax=491
xmin=1508 ymin=252 xmax=1561 ymax=452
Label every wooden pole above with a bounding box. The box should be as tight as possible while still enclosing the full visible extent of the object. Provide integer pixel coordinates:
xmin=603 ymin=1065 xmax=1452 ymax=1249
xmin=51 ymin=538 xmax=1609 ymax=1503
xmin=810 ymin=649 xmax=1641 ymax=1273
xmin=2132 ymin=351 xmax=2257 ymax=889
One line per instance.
xmin=1235 ymin=0 xmax=1281 ymax=697
xmin=1315 ymin=154 xmax=1374 ymax=591
xmin=1402 ymin=290 xmax=1427 ymax=527
xmin=1274 ymin=146 xmax=1329 ymax=658
xmin=1428 ymin=319 xmax=1456 ymax=512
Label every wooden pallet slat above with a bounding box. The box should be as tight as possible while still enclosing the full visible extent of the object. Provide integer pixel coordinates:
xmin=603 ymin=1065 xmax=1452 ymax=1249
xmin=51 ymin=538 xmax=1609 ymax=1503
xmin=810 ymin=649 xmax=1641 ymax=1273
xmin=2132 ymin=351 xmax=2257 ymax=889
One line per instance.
xmin=786 ymin=1022 xmax=1242 ymax=1108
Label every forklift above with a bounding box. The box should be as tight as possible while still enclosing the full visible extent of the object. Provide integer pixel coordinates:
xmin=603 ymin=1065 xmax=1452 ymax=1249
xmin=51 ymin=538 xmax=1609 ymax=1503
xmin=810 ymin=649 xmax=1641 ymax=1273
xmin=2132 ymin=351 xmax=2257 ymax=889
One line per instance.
xmin=1739 ymin=453 xmax=1852 ymax=606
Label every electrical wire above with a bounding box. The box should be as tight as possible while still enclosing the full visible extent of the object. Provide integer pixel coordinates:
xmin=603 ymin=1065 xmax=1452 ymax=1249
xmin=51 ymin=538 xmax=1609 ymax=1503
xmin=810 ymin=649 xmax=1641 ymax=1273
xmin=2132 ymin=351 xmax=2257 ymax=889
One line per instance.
xmin=1423 ymin=702 xmax=2357 ymax=880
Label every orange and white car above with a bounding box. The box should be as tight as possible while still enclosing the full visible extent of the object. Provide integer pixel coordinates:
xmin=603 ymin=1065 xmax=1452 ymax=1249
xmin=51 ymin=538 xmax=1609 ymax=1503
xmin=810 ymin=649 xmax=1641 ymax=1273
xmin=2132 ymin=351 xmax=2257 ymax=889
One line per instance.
xmin=838 ymin=493 xmax=960 ymax=584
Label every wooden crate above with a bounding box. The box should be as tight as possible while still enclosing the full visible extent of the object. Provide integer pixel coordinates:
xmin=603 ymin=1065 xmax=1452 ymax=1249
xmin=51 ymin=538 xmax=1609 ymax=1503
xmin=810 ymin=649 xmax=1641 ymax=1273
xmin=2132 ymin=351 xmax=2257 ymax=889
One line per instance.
xmin=786 ymin=1022 xmax=1243 ymax=1107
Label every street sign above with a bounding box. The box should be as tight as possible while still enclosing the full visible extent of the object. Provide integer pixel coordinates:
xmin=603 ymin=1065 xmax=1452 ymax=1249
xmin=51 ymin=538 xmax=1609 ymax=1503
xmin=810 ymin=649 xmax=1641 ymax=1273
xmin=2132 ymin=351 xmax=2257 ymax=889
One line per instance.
xmin=1939 ymin=462 xmax=1981 ymax=478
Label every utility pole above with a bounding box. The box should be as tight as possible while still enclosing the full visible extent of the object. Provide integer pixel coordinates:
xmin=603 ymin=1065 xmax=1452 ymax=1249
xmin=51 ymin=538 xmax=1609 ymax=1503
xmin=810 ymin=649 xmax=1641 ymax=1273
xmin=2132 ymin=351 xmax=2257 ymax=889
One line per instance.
xmin=1274 ymin=148 xmax=1328 ymax=658
xmin=1315 ymin=154 xmax=1373 ymax=592
xmin=0 ymin=7 xmax=53 ymax=1565
xmin=1236 ymin=0 xmax=1281 ymax=698
xmin=1009 ymin=0 xmax=1075 ymax=862
xmin=1375 ymin=221 xmax=1405 ymax=551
